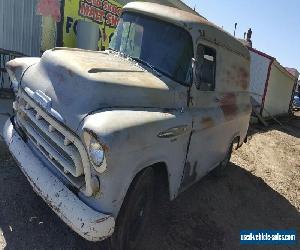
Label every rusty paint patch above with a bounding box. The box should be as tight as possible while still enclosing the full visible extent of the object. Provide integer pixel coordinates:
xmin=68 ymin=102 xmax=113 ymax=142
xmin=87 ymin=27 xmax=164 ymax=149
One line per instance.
xmin=201 ymin=117 xmax=214 ymax=129
xmin=100 ymin=143 xmax=110 ymax=153
xmin=237 ymin=67 xmax=249 ymax=90
xmin=223 ymin=66 xmax=249 ymax=90
xmin=86 ymin=129 xmax=110 ymax=153
xmin=220 ymin=93 xmax=238 ymax=121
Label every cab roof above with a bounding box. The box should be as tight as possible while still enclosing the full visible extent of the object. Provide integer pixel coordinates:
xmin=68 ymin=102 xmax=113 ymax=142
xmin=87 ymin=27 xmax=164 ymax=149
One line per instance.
xmin=123 ymin=2 xmax=250 ymax=59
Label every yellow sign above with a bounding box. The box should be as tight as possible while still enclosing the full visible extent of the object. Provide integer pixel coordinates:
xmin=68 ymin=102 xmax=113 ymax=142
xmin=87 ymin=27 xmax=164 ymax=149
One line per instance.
xmin=63 ymin=0 xmax=123 ymax=49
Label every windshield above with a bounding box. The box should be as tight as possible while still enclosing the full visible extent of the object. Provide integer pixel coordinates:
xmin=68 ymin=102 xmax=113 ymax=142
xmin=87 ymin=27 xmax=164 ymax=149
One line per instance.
xmin=109 ymin=12 xmax=194 ymax=85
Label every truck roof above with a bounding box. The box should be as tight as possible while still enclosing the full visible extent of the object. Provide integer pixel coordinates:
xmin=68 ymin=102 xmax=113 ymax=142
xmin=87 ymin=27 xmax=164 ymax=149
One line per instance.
xmin=123 ymin=2 xmax=250 ymax=59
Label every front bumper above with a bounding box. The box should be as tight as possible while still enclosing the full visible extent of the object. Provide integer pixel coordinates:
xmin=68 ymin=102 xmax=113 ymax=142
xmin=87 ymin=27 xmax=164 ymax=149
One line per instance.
xmin=3 ymin=119 xmax=115 ymax=241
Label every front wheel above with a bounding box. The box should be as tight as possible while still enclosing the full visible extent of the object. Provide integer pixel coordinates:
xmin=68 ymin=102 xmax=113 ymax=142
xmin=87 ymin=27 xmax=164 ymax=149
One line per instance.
xmin=110 ymin=168 xmax=155 ymax=250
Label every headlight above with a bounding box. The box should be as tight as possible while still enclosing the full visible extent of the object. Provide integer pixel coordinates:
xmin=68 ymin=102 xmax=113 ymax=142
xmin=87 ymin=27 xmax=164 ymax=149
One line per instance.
xmin=90 ymin=137 xmax=104 ymax=165
xmin=84 ymin=132 xmax=107 ymax=173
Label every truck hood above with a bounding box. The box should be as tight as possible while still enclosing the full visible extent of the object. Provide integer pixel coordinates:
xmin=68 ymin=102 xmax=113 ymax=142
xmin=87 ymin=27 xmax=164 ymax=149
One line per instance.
xmin=19 ymin=48 xmax=183 ymax=132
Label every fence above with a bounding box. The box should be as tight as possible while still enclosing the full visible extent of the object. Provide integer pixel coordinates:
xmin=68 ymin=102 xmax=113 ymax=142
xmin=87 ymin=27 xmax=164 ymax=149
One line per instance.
xmin=0 ymin=49 xmax=25 ymax=98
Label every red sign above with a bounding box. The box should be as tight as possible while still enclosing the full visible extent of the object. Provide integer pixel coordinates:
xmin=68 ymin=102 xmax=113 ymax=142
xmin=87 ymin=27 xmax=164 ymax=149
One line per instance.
xmin=37 ymin=0 xmax=61 ymax=22
xmin=79 ymin=0 xmax=122 ymax=27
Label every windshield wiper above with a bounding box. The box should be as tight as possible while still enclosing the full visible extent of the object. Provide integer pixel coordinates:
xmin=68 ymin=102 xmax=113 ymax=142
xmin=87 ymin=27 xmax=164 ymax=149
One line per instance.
xmin=130 ymin=57 xmax=162 ymax=77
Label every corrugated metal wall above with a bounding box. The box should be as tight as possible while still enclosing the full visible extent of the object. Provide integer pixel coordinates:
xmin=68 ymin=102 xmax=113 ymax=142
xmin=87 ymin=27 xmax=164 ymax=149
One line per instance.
xmin=0 ymin=0 xmax=42 ymax=56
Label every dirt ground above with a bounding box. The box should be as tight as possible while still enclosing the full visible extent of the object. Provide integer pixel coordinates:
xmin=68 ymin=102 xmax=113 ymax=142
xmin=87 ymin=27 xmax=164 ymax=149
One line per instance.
xmin=0 ymin=113 xmax=299 ymax=249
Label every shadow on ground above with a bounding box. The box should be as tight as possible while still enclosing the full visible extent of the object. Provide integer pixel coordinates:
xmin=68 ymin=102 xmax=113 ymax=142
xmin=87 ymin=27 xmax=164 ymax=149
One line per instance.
xmin=249 ymin=113 xmax=300 ymax=139
xmin=140 ymin=163 xmax=300 ymax=249
xmin=0 ymin=142 xmax=299 ymax=249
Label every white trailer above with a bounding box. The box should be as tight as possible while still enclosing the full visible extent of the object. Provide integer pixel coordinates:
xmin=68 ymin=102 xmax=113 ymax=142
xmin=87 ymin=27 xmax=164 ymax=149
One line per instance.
xmin=248 ymin=47 xmax=298 ymax=118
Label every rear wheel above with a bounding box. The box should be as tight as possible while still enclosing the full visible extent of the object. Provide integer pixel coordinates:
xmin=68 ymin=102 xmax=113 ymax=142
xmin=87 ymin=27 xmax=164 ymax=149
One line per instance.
xmin=110 ymin=168 xmax=155 ymax=250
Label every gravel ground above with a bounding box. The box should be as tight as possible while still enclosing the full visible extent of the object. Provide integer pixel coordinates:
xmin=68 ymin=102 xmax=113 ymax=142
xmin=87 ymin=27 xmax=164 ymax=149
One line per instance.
xmin=0 ymin=114 xmax=299 ymax=249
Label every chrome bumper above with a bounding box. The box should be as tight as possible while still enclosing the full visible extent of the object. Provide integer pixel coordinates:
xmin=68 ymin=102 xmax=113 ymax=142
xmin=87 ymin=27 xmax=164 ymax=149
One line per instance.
xmin=3 ymin=119 xmax=115 ymax=241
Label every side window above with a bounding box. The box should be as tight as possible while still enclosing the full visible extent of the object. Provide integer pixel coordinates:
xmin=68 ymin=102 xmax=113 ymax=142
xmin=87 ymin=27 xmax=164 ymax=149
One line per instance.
xmin=195 ymin=44 xmax=216 ymax=91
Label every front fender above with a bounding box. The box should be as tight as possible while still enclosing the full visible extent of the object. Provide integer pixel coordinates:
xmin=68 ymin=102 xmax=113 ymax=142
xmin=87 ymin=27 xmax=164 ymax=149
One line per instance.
xmin=79 ymin=109 xmax=192 ymax=217
xmin=6 ymin=57 xmax=40 ymax=91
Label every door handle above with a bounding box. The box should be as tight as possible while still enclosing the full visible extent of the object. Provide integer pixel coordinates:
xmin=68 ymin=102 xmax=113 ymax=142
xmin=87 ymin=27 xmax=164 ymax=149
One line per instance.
xmin=157 ymin=125 xmax=189 ymax=138
xmin=215 ymin=97 xmax=221 ymax=103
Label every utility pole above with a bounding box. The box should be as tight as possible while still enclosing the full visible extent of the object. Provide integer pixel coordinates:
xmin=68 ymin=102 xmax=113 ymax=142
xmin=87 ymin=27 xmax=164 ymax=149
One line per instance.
xmin=234 ymin=23 xmax=237 ymax=37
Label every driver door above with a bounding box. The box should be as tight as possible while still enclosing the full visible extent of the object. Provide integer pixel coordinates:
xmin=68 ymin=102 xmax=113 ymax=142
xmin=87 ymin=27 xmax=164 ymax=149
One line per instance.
xmin=181 ymin=43 xmax=224 ymax=189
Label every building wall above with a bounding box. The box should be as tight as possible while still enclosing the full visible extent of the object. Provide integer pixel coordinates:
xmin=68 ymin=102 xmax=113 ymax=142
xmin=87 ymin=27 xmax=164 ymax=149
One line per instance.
xmin=0 ymin=0 xmax=42 ymax=56
xmin=249 ymin=50 xmax=272 ymax=105
xmin=63 ymin=0 xmax=123 ymax=49
xmin=263 ymin=62 xmax=296 ymax=117
xmin=41 ymin=0 xmax=198 ymax=51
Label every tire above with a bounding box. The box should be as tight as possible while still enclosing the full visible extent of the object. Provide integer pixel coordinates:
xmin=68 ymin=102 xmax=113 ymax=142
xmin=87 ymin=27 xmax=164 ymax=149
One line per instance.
xmin=110 ymin=168 xmax=155 ymax=250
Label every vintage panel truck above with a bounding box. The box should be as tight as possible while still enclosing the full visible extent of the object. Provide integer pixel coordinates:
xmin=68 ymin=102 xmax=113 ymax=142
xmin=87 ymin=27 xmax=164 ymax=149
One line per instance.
xmin=4 ymin=2 xmax=251 ymax=249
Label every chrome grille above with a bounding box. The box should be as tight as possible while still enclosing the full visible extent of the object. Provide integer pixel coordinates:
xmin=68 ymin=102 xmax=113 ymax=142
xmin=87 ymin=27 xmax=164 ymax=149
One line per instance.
xmin=15 ymin=89 xmax=95 ymax=196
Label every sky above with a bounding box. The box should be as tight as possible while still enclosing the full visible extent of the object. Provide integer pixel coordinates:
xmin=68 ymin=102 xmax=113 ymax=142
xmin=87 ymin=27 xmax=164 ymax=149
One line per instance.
xmin=182 ymin=0 xmax=300 ymax=73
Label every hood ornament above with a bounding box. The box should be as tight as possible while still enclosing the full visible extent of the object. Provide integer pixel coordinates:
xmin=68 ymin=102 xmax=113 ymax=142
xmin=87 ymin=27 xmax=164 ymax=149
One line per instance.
xmin=24 ymin=87 xmax=65 ymax=123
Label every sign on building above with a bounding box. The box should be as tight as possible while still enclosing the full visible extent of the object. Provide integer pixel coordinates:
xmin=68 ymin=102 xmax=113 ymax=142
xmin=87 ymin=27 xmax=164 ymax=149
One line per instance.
xmin=63 ymin=0 xmax=123 ymax=49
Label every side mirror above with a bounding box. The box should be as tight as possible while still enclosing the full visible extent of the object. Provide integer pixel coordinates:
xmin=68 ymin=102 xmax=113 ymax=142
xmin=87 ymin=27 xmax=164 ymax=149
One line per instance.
xmin=185 ymin=58 xmax=196 ymax=86
xmin=192 ymin=58 xmax=202 ymax=89
xmin=191 ymin=58 xmax=196 ymax=69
